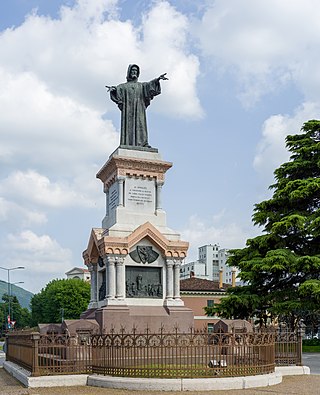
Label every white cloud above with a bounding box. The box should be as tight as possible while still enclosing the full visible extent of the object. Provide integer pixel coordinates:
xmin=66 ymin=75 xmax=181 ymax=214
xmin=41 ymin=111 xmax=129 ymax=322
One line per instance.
xmin=1 ymin=170 xmax=95 ymax=208
xmin=140 ymin=1 xmax=203 ymax=118
xmin=0 ymin=68 xmax=118 ymax=172
xmin=254 ymin=102 xmax=320 ymax=180
xmin=193 ymin=1 xmax=320 ymax=186
xmin=194 ymin=0 xmax=320 ymax=106
xmin=2 ymin=230 xmax=73 ymax=293
xmin=0 ymin=0 xmax=202 ymax=118
xmin=0 ymin=197 xmax=47 ymax=226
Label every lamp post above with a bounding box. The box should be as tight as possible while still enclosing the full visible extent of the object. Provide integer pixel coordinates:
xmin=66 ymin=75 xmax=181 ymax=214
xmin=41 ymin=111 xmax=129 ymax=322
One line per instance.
xmin=0 ymin=266 xmax=25 ymax=330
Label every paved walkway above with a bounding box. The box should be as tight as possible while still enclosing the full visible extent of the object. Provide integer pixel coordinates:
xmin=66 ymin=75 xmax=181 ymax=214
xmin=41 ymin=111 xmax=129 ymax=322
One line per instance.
xmin=0 ymin=369 xmax=320 ymax=395
xmin=303 ymin=353 xmax=320 ymax=374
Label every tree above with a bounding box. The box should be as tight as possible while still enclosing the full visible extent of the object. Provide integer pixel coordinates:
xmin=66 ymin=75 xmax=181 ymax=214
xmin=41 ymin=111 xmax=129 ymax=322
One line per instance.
xmin=208 ymin=120 xmax=320 ymax=329
xmin=0 ymin=294 xmax=31 ymax=331
xmin=30 ymin=278 xmax=90 ymax=325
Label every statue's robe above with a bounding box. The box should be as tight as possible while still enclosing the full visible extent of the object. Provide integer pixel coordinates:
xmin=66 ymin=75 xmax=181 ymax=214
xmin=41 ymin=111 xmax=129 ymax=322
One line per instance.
xmin=110 ymin=79 xmax=161 ymax=147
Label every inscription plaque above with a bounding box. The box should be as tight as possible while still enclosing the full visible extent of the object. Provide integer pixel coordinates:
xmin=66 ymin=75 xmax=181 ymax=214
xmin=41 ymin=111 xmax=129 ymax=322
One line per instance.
xmin=126 ymin=266 xmax=162 ymax=298
xmin=108 ymin=182 xmax=119 ymax=211
xmin=125 ymin=178 xmax=154 ymax=210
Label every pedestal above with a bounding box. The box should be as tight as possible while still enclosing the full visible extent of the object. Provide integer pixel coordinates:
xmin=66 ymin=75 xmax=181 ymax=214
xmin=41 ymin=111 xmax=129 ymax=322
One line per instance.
xmin=82 ymin=147 xmax=194 ymax=332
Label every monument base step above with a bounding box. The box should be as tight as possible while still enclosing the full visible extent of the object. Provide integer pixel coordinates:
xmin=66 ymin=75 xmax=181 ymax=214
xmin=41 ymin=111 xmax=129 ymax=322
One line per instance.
xmin=94 ymin=304 xmax=194 ymax=332
xmin=80 ymin=308 xmax=97 ymax=320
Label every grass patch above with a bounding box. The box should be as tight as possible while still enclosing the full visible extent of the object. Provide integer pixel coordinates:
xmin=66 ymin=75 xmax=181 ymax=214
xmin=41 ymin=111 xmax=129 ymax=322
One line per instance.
xmin=303 ymin=338 xmax=320 ymax=352
xmin=303 ymin=345 xmax=320 ymax=353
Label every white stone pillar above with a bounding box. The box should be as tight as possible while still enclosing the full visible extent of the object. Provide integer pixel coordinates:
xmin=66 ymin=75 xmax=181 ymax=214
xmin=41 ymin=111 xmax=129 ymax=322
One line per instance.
xmin=118 ymin=176 xmax=125 ymax=206
xmin=105 ymin=256 xmax=116 ymax=299
xmin=173 ymin=260 xmax=182 ymax=300
xmin=115 ymin=256 xmax=125 ymax=299
xmin=156 ymin=181 xmax=164 ymax=210
xmin=166 ymin=259 xmax=174 ymax=300
xmin=88 ymin=263 xmax=97 ymax=303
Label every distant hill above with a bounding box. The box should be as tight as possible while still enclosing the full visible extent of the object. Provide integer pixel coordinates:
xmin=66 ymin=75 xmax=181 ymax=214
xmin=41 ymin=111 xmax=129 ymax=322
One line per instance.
xmin=0 ymin=280 xmax=34 ymax=310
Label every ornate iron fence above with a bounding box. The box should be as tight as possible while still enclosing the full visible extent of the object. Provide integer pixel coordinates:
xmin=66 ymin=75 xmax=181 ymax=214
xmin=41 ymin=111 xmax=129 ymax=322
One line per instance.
xmin=6 ymin=327 xmax=301 ymax=377
xmin=6 ymin=332 xmax=92 ymax=376
xmin=91 ymin=329 xmax=275 ymax=378
xmin=275 ymin=329 xmax=302 ymax=366
xmin=253 ymin=326 xmax=303 ymax=366
xmin=5 ymin=331 xmax=35 ymax=373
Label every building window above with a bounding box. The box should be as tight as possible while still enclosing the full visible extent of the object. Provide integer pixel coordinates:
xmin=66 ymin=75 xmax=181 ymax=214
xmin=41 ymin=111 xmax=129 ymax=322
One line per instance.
xmin=207 ymin=323 xmax=214 ymax=333
xmin=207 ymin=300 xmax=214 ymax=307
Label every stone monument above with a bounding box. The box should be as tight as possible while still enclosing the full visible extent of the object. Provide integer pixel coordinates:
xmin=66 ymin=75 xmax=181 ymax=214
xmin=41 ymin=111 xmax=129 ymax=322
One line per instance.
xmin=82 ymin=65 xmax=194 ymax=332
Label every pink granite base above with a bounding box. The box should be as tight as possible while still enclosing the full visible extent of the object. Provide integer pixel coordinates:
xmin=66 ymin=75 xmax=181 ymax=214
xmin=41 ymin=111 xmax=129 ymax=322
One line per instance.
xmin=94 ymin=305 xmax=194 ymax=333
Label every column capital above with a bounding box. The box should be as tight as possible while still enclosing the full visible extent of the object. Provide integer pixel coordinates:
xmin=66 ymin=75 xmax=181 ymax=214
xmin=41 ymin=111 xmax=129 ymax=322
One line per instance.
xmin=173 ymin=259 xmax=183 ymax=268
xmin=104 ymin=255 xmax=116 ymax=265
xmin=104 ymin=254 xmax=126 ymax=265
xmin=166 ymin=257 xmax=176 ymax=267
xmin=115 ymin=256 xmax=125 ymax=266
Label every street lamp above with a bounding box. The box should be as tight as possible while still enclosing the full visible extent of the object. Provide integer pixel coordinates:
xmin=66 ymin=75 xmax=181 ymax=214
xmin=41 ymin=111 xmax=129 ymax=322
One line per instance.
xmin=0 ymin=266 xmax=25 ymax=330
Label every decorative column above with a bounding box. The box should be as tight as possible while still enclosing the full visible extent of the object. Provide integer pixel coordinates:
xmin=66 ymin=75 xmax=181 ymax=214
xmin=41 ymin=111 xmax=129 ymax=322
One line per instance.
xmin=166 ymin=258 xmax=174 ymax=300
xmin=155 ymin=181 xmax=164 ymax=210
xmin=118 ymin=176 xmax=125 ymax=206
xmin=115 ymin=256 xmax=125 ymax=299
xmin=88 ymin=263 xmax=97 ymax=303
xmin=173 ymin=259 xmax=182 ymax=300
xmin=104 ymin=256 xmax=116 ymax=299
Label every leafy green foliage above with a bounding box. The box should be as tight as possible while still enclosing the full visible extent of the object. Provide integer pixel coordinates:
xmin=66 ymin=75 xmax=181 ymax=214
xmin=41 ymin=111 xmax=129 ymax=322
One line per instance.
xmin=30 ymin=279 xmax=90 ymax=325
xmin=205 ymin=287 xmax=261 ymax=320
xmin=0 ymin=293 xmax=31 ymax=332
xmin=211 ymin=120 xmax=320 ymax=329
xmin=303 ymin=338 xmax=320 ymax=346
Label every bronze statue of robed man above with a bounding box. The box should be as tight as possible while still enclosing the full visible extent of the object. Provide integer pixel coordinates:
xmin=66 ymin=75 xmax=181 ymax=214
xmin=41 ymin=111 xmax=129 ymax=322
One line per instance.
xmin=106 ymin=64 xmax=168 ymax=148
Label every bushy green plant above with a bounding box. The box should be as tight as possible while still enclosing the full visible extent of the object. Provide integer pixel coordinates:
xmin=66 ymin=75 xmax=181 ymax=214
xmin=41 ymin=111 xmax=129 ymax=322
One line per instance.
xmin=303 ymin=338 xmax=320 ymax=346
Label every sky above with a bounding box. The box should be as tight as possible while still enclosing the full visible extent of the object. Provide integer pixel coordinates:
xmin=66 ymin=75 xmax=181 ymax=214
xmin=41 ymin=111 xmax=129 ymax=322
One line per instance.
xmin=1 ymin=0 xmax=320 ymax=294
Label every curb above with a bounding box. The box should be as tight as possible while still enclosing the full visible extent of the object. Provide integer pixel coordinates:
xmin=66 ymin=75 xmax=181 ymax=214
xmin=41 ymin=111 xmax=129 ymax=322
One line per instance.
xmin=3 ymin=361 xmax=88 ymax=388
xmin=88 ymin=372 xmax=282 ymax=391
xmin=276 ymin=365 xmax=310 ymax=375
xmin=3 ymin=360 xmax=311 ymax=390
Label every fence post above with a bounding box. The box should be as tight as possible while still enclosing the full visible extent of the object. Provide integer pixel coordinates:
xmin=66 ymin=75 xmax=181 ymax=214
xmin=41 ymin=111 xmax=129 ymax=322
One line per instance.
xmin=5 ymin=334 xmax=9 ymax=361
xmin=31 ymin=332 xmax=40 ymax=377
xmin=297 ymin=328 xmax=302 ymax=366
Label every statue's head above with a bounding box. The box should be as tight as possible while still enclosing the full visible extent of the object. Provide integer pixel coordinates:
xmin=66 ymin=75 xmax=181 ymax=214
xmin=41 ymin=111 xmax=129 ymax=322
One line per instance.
xmin=127 ymin=64 xmax=140 ymax=81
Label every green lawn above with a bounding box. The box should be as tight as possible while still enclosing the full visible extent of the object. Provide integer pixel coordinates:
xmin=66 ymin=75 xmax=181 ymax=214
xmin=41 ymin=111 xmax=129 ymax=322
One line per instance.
xmin=303 ymin=345 xmax=320 ymax=353
xmin=303 ymin=339 xmax=320 ymax=353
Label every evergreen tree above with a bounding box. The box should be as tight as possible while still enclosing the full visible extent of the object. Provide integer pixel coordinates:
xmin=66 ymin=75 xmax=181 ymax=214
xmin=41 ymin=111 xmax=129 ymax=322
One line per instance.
xmin=207 ymin=120 xmax=320 ymax=329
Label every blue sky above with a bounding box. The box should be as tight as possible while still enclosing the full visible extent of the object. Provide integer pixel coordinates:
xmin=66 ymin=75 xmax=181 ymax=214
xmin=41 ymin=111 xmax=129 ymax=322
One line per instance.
xmin=1 ymin=0 xmax=319 ymax=294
